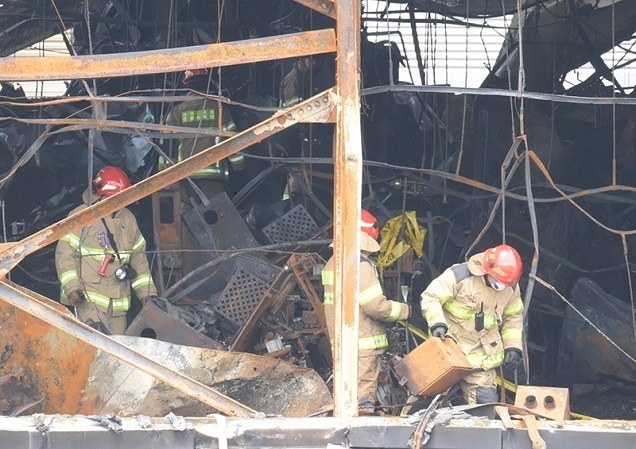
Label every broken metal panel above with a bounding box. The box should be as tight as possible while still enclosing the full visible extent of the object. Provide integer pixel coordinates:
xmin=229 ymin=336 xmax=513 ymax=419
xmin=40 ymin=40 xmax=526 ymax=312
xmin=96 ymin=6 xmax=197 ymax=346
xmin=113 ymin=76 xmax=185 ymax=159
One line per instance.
xmin=0 ymin=30 xmax=337 ymax=81
xmin=214 ymin=260 xmax=283 ymax=330
xmin=230 ymin=269 xmax=297 ymax=352
xmin=261 ymin=203 xmax=319 ymax=244
xmin=0 ymin=281 xmax=96 ymax=415
xmin=0 ymin=89 xmax=337 ymax=277
xmin=0 ymin=281 xmax=257 ymax=417
xmin=79 ymin=336 xmax=332 ymax=418
xmin=181 ymin=192 xmax=260 ymax=254
xmin=180 ymin=192 xmax=265 ymax=298
xmin=124 ymin=302 xmax=225 ymax=351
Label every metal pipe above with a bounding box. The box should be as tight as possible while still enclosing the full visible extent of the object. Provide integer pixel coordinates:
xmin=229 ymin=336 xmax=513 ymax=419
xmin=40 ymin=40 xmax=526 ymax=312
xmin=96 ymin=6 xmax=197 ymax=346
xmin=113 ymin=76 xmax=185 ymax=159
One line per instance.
xmin=0 ymin=89 xmax=336 ymax=276
xmin=0 ymin=281 xmax=258 ymax=417
xmin=333 ymin=0 xmax=363 ymax=417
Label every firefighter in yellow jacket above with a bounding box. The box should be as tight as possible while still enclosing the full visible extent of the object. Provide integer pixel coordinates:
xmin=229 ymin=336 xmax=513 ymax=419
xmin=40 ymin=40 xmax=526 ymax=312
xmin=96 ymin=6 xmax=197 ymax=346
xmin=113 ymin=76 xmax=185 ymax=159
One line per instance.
xmin=322 ymin=209 xmax=410 ymax=410
xmin=165 ymin=68 xmax=245 ymax=198
xmin=420 ymin=244 xmax=524 ymax=404
xmin=55 ymin=166 xmax=157 ymax=334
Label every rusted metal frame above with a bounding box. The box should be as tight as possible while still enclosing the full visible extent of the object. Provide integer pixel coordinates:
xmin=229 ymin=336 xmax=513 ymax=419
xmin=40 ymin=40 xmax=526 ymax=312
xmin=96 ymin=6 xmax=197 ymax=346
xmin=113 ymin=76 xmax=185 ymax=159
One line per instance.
xmin=288 ymin=254 xmax=329 ymax=337
xmin=0 ymin=29 xmax=336 ymax=81
xmin=333 ymin=0 xmax=363 ymax=417
xmin=0 ymin=280 xmax=258 ymax=418
xmin=293 ymin=0 xmax=336 ymax=19
xmin=0 ymin=89 xmax=336 ymax=276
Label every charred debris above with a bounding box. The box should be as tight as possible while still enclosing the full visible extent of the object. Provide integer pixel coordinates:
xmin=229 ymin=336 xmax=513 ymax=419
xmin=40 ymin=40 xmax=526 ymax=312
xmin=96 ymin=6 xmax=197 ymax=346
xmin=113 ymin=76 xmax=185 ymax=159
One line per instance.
xmin=0 ymin=0 xmax=635 ymax=423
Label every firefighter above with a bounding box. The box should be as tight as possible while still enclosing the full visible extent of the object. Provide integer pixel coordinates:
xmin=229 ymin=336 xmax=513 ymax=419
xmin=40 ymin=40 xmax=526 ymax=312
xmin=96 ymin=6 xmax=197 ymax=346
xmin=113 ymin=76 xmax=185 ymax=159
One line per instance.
xmin=279 ymin=56 xmax=316 ymax=108
xmin=420 ymin=244 xmax=524 ymax=404
xmin=165 ymin=68 xmax=245 ymax=199
xmin=55 ymin=166 xmax=158 ymax=334
xmin=321 ymin=209 xmax=411 ymax=412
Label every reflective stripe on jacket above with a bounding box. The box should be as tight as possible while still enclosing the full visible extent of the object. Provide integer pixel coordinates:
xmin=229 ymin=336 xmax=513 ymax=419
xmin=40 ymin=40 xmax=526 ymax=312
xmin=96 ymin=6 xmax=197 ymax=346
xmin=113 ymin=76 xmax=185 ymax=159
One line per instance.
xmin=321 ymin=253 xmax=409 ymax=354
xmin=55 ymin=190 xmax=158 ymax=316
xmin=420 ymin=252 xmax=524 ymax=371
xmin=166 ymin=96 xmax=244 ymax=180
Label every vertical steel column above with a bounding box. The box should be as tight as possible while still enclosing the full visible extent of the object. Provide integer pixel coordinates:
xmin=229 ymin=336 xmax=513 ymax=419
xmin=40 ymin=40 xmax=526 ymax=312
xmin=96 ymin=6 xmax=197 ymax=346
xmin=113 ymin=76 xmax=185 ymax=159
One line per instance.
xmin=333 ymin=0 xmax=363 ymax=417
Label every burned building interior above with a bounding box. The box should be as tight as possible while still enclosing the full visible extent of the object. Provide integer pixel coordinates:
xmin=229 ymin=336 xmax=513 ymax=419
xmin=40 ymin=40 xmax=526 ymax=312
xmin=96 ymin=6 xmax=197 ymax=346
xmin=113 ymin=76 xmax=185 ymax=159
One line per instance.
xmin=0 ymin=0 xmax=636 ymax=431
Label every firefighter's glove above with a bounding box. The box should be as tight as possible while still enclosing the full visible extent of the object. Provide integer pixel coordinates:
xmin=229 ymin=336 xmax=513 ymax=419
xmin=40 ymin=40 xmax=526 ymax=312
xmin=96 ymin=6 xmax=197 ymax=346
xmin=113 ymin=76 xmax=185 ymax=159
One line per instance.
xmin=68 ymin=290 xmax=85 ymax=306
xmin=503 ymin=348 xmax=523 ymax=370
xmin=430 ymin=324 xmax=447 ymax=340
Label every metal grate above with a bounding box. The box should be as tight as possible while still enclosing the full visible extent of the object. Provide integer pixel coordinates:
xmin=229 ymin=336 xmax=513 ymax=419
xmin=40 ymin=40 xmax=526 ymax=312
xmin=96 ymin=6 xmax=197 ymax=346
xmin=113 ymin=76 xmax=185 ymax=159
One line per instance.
xmin=261 ymin=204 xmax=318 ymax=244
xmin=214 ymin=269 xmax=270 ymax=328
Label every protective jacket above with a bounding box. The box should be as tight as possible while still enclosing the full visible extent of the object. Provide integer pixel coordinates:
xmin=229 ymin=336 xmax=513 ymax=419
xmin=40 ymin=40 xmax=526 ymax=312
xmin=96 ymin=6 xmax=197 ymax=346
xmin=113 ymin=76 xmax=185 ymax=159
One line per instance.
xmin=166 ymin=95 xmax=244 ymax=180
xmin=322 ymin=243 xmax=410 ymax=355
xmin=420 ymin=252 xmax=524 ymax=370
xmin=280 ymin=60 xmax=310 ymax=108
xmin=56 ymin=189 xmax=157 ymax=316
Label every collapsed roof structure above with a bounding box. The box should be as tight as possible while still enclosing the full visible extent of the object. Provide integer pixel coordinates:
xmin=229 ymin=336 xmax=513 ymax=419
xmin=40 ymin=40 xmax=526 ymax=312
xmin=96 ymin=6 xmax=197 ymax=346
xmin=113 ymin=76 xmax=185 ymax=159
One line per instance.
xmin=0 ymin=0 xmax=636 ymax=447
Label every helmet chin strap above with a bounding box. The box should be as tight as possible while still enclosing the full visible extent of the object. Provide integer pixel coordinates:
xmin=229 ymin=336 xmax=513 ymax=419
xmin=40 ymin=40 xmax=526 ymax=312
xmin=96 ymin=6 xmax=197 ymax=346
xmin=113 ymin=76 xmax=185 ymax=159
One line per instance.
xmin=486 ymin=274 xmax=506 ymax=291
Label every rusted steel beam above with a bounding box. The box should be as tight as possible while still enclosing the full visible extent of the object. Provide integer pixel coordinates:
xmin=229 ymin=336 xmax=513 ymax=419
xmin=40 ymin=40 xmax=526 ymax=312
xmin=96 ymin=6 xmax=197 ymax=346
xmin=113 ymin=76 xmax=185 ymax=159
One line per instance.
xmin=0 ymin=89 xmax=336 ymax=276
xmin=0 ymin=30 xmax=336 ymax=82
xmin=0 ymin=281 xmax=258 ymax=417
xmin=333 ymin=0 xmax=363 ymax=417
xmin=293 ymin=0 xmax=336 ymax=19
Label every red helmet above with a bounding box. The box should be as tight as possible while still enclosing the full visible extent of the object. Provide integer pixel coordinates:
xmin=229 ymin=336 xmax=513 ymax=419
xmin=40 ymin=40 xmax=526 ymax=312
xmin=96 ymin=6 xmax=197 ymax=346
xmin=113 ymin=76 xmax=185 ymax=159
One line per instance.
xmin=360 ymin=209 xmax=380 ymax=240
xmin=93 ymin=166 xmax=131 ymax=197
xmin=183 ymin=68 xmax=210 ymax=86
xmin=482 ymin=244 xmax=522 ymax=286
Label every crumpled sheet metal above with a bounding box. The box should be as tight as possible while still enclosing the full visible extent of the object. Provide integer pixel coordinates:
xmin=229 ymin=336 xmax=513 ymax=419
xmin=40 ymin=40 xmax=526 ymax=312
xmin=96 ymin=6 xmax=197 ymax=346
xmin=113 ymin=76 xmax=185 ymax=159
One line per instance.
xmin=558 ymin=278 xmax=636 ymax=383
xmin=79 ymin=336 xmax=333 ymax=417
xmin=0 ymin=290 xmax=97 ymax=415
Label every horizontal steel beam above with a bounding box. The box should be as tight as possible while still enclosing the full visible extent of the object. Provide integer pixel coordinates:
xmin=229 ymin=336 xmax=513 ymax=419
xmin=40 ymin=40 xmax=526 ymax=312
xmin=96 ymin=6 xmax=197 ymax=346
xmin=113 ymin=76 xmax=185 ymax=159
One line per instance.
xmin=0 ymin=89 xmax=336 ymax=276
xmin=0 ymin=29 xmax=336 ymax=81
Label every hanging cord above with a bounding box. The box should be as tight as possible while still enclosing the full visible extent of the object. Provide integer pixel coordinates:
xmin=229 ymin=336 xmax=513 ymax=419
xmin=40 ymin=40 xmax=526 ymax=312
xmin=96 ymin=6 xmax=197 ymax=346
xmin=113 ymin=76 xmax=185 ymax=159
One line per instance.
xmin=516 ymin=0 xmax=526 ymax=136
xmin=454 ymin=1 xmax=470 ymax=178
xmin=534 ymin=276 xmax=636 ymax=366
xmin=500 ymin=0 xmax=517 ymax=140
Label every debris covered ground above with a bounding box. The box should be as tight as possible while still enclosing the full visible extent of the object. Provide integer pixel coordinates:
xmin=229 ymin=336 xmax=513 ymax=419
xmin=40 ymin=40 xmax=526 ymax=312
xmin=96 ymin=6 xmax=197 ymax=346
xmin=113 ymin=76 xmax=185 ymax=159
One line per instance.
xmin=0 ymin=0 xmax=634 ymax=424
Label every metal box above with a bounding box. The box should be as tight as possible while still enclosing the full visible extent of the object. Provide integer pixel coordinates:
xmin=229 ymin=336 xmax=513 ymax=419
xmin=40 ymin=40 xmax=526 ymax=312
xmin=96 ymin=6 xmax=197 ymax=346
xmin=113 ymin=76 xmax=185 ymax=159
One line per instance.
xmin=394 ymin=337 xmax=473 ymax=396
xmin=514 ymin=385 xmax=570 ymax=421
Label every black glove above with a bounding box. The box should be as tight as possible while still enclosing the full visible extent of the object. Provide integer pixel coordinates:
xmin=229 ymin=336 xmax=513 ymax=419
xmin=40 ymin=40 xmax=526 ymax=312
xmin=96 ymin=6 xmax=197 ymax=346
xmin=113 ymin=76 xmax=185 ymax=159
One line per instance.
xmin=430 ymin=324 xmax=448 ymax=340
xmin=68 ymin=290 xmax=85 ymax=306
xmin=503 ymin=348 xmax=523 ymax=370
